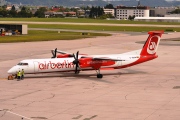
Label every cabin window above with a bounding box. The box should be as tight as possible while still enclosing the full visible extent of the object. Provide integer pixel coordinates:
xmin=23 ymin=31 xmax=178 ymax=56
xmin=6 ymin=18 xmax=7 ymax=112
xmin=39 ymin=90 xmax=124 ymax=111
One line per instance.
xmin=17 ymin=62 xmax=28 ymax=66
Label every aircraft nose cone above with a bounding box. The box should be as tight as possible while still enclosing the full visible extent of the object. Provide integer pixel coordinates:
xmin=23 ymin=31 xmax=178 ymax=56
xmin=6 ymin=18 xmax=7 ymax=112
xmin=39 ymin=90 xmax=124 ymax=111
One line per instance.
xmin=7 ymin=67 xmax=16 ymax=74
xmin=7 ymin=68 xmax=13 ymax=74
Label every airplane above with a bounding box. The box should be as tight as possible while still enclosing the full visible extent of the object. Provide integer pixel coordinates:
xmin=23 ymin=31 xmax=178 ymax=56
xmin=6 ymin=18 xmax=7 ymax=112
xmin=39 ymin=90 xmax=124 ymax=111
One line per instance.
xmin=7 ymin=31 xmax=164 ymax=79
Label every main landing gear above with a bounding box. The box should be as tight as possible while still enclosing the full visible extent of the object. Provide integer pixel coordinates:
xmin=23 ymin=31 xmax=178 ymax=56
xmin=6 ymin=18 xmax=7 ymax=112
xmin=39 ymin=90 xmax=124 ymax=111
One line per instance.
xmin=96 ymin=69 xmax=103 ymax=78
xmin=75 ymin=70 xmax=80 ymax=74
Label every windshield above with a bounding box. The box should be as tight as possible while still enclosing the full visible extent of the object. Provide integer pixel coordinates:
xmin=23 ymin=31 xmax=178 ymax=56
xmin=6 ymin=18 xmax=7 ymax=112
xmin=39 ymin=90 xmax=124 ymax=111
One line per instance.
xmin=17 ymin=62 xmax=28 ymax=66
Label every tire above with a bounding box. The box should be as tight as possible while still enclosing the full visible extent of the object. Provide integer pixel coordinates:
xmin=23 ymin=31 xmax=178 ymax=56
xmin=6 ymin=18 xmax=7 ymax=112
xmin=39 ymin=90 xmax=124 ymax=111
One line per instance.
xmin=97 ymin=74 xmax=103 ymax=78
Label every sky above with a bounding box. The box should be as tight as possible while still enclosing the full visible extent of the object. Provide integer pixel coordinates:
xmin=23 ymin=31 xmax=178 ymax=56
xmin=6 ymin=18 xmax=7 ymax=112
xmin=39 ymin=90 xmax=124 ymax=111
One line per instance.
xmin=165 ymin=0 xmax=180 ymax=1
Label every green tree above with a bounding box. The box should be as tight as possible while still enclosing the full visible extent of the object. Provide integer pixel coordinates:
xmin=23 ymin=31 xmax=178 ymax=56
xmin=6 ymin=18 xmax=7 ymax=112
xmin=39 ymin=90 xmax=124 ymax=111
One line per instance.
xmin=11 ymin=5 xmax=16 ymax=11
xmin=70 ymin=8 xmax=78 ymax=13
xmin=18 ymin=7 xmax=33 ymax=18
xmin=128 ymin=15 xmax=135 ymax=20
xmin=34 ymin=7 xmax=47 ymax=18
xmin=58 ymin=6 xmax=64 ymax=12
xmin=0 ymin=7 xmax=8 ymax=17
xmin=89 ymin=6 xmax=104 ymax=18
xmin=170 ymin=8 xmax=180 ymax=14
xmin=64 ymin=8 xmax=70 ymax=12
xmin=81 ymin=6 xmax=91 ymax=10
xmin=9 ymin=5 xmax=17 ymax=17
xmin=2 ymin=5 xmax=7 ymax=10
xmin=106 ymin=13 xmax=114 ymax=18
xmin=104 ymin=4 xmax=114 ymax=9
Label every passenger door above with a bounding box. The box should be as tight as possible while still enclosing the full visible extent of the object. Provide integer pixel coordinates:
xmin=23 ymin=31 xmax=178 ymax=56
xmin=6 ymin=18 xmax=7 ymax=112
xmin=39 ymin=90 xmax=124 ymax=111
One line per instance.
xmin=117 ymin=57 xmax=122 ymax=67
xmin=33 ymin=61 xmax=39 ymax=73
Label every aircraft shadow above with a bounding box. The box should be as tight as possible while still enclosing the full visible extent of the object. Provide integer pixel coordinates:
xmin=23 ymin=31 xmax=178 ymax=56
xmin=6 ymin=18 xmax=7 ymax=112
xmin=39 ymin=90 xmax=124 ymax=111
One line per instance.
xmin=24 ymin=69 xmax=146 ymax=83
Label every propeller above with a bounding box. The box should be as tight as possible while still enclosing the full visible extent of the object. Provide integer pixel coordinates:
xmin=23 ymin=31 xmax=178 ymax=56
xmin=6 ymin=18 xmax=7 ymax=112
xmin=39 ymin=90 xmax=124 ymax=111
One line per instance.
xmin=72 ymin=51 xmax=81 ymax=74
xmin=51 ymin=48 xmax=57 ymax=58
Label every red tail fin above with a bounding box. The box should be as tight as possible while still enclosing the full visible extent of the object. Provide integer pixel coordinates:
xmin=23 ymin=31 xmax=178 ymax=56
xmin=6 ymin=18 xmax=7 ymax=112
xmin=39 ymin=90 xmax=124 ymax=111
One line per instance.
xmin=140 ymin=31 xmax=164 ymax=56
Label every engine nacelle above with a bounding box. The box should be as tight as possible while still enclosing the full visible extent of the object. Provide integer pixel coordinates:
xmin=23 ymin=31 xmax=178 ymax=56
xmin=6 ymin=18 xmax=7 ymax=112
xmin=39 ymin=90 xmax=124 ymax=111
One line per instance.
xmin=79 ymin=58 xmax=115 ymax=69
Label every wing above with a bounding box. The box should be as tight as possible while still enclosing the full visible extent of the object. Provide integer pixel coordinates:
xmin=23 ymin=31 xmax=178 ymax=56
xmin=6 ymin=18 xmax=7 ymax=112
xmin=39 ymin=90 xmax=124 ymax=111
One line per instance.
xmin=93 ymin=57 xmax=126 ymax=61
xmin=81 ymin=56 xmax=126 ymax=61
xmin=51 ymin=49 xmax=126 ymax=61
xmin=51 ymin=49 xmax=72 ymax=54
xmin=51 ymin=49 xmax=88 ymax=58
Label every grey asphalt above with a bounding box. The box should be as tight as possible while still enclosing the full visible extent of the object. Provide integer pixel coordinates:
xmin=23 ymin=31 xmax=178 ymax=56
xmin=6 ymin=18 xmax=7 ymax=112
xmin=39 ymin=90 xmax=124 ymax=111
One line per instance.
xmin=0 ymin=21 xmax=180 ymax=28
xmin=0 ymin=32 xmax=180 ymax=120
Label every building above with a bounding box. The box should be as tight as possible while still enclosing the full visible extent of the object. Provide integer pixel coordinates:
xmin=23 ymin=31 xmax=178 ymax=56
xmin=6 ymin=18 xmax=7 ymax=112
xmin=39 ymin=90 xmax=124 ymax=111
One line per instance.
xmin=63 ymin=12 xmax=76 ymax=17
xmin=0 ymin=0 xmax=7 ymax=6
xmin=77 ymin=9 xmax=85 ymax=17
xmin=6 ymin=5 xmax=12 ymax=10
xmin=0 ymin=24 xmax=28 ymax=35
xmin=116 ymin=6 xmax=149 ymax=20
xmin=103 ymin=9 xmax=115 ymax=16
xmin=134 ymin=17 xmax=180 ymax=22
xmin=135 ymin=6 xmax=180 ymax=23
xmin=165 ymin=14 xmax=180 ymax=17
xmin=45 ymin=11 xmax=63 ymax=18
xmin=150 ymin=7 xmax=176 ymax=17
xmin=51 ymin=7 xmax=60 ymax=12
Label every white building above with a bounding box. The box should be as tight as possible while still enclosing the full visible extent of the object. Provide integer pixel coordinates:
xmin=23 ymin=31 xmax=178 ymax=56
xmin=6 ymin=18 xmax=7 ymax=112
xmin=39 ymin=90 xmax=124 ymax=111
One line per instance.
xmin=165 ymin=14 xmax=180 ymax=17
xmin=134 ymin=17 xmax=180 ymax=22
xmin=103 ymin=9 xmax=115 ymax=16
xmin=150 ymin=7 xmax=176 ymax=17
xmin=45 ymin=11 xmax=63 ymax=18
xmin=116 ymin=6 xmax=149 ymax=20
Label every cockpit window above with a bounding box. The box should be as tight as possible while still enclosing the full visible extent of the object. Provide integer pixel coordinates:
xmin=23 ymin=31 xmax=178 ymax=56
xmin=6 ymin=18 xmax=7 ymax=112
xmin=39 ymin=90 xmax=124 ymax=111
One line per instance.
xmin=17 ymin=63 xmax=22 ymax=65
xmin=17 ymin=62 xmax=28 ymax=66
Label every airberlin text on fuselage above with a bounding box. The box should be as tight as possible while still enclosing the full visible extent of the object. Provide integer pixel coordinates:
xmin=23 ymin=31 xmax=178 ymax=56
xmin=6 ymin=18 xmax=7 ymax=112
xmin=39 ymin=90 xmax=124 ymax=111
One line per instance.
xmin=38 ymin=60 xmax=74 ymax=70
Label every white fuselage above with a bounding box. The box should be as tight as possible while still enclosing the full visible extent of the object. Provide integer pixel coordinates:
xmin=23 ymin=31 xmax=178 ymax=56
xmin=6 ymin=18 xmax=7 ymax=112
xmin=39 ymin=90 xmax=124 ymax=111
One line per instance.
xmin=8 ymin=50 xmax=141 ymax=74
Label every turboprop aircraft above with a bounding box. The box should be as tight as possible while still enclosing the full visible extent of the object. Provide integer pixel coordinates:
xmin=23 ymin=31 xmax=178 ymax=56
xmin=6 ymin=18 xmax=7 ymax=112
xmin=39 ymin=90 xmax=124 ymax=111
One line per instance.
xmin=7 ymin=31 xmax=164 ymax=79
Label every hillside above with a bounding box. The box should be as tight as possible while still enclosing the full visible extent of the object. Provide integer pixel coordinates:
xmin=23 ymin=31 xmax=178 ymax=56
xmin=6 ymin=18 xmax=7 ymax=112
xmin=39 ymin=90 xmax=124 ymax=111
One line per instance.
xmin=6 ymin=0 xmax=180 ymax=7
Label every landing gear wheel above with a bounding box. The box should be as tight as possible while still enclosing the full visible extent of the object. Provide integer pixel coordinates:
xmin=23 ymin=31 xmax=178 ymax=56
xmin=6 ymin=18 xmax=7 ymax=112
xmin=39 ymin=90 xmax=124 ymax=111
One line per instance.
xmin=97 ymin=74 xmax=103 ymax=78
xmin=75 ymin=70 xmax=80 ymax=74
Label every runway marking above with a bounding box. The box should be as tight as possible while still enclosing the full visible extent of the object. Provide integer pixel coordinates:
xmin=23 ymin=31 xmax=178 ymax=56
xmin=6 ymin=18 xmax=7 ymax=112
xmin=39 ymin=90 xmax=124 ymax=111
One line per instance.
xmin=7 ymin=111 xmax=34 ymax=120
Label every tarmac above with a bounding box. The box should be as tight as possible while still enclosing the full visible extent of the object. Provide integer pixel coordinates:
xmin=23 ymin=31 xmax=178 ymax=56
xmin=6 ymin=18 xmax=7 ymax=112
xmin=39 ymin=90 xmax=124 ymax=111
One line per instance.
xmin=1 ymin=21 xmax=180 ymax=28
xmin=0 ymin=31 xmax=180 ymax=120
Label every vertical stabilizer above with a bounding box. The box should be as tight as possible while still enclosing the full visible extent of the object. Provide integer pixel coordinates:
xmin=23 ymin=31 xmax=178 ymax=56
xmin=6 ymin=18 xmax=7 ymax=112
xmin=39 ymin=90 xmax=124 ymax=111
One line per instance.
xmin=140 ymin=31 xmax=164 ymax=56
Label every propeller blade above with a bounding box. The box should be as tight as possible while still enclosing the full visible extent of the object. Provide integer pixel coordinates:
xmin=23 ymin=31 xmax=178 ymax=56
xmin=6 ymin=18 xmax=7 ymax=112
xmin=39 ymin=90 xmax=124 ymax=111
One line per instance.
xmin=75 ymin=64 xmax=78 ymax=74
xmin=51 ymin=48 xmax=57 ymax=58
xmin=54 ymin=48 xmax=57 ymax=58
xmin=76 ymin=51 xmax=79 ymax=59
xmin=72 ymin=51 xmax=81 ymax=74
xmin=51 ymin=50 xmax=55 ymax=58
xmin=73 ymin=53 xmax=76 ymax=60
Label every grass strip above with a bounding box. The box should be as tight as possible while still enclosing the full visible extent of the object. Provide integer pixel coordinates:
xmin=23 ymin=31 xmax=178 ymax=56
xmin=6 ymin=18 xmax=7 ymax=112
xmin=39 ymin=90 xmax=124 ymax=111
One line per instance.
xmin=29 ymin=24 xmax=180 ymax=32
xmin=0 ymin=30 xmax=110 ymax=43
